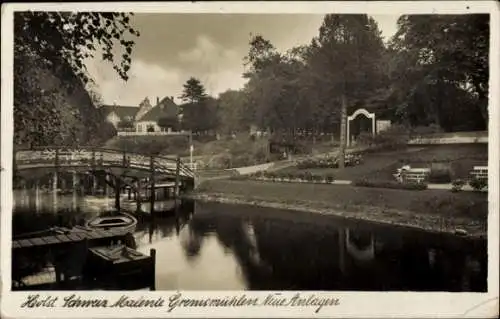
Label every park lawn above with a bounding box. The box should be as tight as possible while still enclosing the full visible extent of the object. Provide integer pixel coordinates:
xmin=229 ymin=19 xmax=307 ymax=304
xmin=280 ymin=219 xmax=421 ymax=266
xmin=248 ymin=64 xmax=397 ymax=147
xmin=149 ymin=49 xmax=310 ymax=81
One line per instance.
xmin=277 ymin=144 xmax=488 ymax=182
xmin=277 ymin=148 xmax=419 ymax=180
xmin=197 ymin=179 xmax=487 ymax=220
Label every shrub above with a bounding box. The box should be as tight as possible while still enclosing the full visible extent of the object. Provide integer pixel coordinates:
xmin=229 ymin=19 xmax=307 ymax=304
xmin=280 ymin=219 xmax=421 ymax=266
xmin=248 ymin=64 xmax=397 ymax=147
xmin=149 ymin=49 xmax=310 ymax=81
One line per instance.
xmin=451 ymin=179 xmax=466 ymax=192
xmin=313 ymin=174 xmax=324 ymax=182
xmin=356 ymin=124 xmax=410 ymax=150
xmin=303 ymin=171 xmax=313 ymax=181
xmin=254 ymin=148 xmax=268 ymax=163
xmin=267 ymin=172 xmax=277 ymax=180
xmin=354 ymin=179 xmax=428 ymax=190
xmin=295 ymin=172 xmax=306 ymax=181
xmin=469 ymin=177 xmax=487 ymax=191
xmin=117 ymin=120 xmax=135 ymax=129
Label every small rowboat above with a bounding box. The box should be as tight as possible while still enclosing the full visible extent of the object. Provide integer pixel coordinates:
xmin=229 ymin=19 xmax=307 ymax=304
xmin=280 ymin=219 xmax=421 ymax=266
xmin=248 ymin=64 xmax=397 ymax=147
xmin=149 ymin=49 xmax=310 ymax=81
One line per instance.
xmin=86 ymin=211 xmax=138 ymax=234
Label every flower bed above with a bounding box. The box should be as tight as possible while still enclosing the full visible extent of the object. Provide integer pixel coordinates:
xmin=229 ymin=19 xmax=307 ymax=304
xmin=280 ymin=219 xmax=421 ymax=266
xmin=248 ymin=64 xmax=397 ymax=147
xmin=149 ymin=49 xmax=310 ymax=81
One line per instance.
xmin=296 ymin=153 xmax=363 ymax=169
xmin=353 ymin=178 xmax=428 ymax=191
xmin=235 ymin=170 xmax=337 ymax=185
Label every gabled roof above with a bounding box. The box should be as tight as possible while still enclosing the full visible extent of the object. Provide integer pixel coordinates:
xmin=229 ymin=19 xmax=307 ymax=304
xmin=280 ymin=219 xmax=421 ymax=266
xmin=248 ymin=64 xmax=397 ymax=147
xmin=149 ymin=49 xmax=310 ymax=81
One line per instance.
xmin=100 ymin=104 xmax=139 ymax=119
xmin=138 ymin=97 xmax=178 ymax=122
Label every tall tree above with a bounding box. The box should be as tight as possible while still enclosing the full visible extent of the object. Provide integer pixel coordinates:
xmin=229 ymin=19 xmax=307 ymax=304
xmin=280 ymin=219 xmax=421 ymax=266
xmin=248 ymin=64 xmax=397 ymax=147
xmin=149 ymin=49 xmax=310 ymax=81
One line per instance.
xmin=179 ymin=77 xmax=208 ymax=104
xmin=389 ymin=14 xmax=489 ymax=129
xmin=181 ymin=97 xmax=219 ymax=134
xmin=243 ymin=35 xmax=309 ymax=138
xmin=217 ymin=89 xmax=249 ymax=134
xmin=14 ymin=12 xmax=139 ymax=146
xmin=308 ymin=15 xmax=387 ymax=167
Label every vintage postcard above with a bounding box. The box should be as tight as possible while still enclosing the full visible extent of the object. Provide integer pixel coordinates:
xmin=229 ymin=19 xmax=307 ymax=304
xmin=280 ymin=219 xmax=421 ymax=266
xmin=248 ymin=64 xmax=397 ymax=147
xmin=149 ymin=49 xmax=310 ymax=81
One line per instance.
xmin=1 ymin=1 xmax=499 ymax=318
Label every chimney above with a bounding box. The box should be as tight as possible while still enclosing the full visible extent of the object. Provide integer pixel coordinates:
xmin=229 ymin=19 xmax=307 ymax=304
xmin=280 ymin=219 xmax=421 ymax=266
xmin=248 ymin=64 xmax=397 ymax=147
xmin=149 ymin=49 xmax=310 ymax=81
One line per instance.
xmin=157 ymin=97 xmax=160 ymax=105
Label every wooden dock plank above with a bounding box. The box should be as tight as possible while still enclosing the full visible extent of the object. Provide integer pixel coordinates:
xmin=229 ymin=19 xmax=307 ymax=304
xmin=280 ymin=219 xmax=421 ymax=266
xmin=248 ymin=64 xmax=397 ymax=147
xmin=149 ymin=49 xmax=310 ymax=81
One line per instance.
xmin=12 ymin=241 xmax=21 ymax=249
xmin=66 ymin=233 xmax=83 ymax=241
xmin=41 ymin=236 xmax=60 ymax=245
xmin=28 ymin=237 xmax=46 ymax=246
xmin=55 ymin=234 xmax=72 ymax=243
xmin=18 ymin=239 xmax=34 ymax=247
xmin=85 ymin=231 xmax=102 ymax=239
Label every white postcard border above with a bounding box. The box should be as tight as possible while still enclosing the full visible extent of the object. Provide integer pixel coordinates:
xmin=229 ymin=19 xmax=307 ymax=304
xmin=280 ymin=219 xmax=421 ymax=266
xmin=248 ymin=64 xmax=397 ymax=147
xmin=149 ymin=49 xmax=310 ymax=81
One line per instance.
xmin=1 ymin=1 xmax=499 ymax=318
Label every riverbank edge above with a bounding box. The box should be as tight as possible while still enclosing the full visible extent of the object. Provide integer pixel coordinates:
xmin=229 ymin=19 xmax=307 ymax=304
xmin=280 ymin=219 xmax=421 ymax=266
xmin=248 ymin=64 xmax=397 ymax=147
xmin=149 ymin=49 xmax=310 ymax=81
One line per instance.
xmin=182 ymin=192 xmax=486 ymax=239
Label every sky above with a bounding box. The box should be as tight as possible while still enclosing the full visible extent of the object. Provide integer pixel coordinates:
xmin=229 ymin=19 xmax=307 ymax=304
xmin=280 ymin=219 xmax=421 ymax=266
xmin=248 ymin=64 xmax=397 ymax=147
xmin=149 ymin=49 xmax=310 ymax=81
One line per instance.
xmin=86 ymin=14 xmax=399 ymax=106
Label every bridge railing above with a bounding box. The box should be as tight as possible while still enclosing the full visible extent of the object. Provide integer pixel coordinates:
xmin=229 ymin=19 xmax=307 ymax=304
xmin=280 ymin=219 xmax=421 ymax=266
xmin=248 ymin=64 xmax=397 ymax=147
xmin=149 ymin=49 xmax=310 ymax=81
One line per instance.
xmin=14 ymin=147 xmax=195 ymax=179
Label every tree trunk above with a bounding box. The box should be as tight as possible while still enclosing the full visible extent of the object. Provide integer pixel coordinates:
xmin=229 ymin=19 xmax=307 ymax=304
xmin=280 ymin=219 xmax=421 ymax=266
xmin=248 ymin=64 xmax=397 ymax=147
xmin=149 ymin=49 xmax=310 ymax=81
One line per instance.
xmin=339 ymin=94 xmax=347 ymax=169
xmin=472 ymin=78 xmax=488 ymax=127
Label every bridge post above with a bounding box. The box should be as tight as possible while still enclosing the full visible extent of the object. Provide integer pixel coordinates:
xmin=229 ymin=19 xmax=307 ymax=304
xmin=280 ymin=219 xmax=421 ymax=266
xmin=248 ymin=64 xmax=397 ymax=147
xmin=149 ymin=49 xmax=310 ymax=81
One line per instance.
xmin=174 ymin=156 xmax=181 ymax=200
xmin=91 ymin=150 xmax=97 ymax=195
xmin=115 ymin=175 xmax=121 ymax=212
xmin=122 ymin=151 xmax=128 ymax=167
xmin=104 ymin=174 xmax=110 ymax=198
xmin=72 ymin=170 xmax=78 ymax=211
xmin=149 ymin=156 xmax=155 ymax=215
xmin=136 ymin=178 xmax=142 ymax=213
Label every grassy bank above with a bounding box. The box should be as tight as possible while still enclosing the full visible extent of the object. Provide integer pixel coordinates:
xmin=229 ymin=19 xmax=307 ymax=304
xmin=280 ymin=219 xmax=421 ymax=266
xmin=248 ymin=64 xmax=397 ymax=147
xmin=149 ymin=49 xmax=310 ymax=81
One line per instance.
xmin=275 ymin=144 xmax=488 ymax=182
xmin=187 ymin=179 xmax=487 ymax=237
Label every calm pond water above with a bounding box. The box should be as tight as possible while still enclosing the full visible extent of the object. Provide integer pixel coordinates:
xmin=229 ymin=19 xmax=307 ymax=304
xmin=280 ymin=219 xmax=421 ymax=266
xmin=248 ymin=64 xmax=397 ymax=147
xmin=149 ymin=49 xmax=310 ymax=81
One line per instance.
xmin=12 ymin=191 xmax=487 ymax=292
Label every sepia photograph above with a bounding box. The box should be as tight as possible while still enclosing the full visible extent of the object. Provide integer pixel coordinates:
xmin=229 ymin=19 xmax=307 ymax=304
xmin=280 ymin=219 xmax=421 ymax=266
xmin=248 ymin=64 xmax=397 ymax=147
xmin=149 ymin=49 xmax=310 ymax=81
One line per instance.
xmin=1 ymin=1 xmax=498 ymax=318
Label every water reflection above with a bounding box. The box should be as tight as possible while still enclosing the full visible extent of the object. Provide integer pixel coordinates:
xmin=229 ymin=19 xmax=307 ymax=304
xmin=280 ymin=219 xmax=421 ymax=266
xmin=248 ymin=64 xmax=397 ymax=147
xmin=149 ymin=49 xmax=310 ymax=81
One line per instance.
xmin=12 ymin=192 xmax=487 ymax=292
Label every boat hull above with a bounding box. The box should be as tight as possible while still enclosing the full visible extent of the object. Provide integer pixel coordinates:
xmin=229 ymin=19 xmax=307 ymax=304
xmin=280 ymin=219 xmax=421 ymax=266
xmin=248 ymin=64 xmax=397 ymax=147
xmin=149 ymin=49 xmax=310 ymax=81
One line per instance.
xmin=85 ymin=212 xmax=138 ymax=234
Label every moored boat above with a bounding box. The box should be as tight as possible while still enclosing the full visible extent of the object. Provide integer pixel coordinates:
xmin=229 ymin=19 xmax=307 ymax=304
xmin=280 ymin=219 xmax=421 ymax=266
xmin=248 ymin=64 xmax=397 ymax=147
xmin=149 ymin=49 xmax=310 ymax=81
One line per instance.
xmin=85 ymin=211 xmax=138 ymax=233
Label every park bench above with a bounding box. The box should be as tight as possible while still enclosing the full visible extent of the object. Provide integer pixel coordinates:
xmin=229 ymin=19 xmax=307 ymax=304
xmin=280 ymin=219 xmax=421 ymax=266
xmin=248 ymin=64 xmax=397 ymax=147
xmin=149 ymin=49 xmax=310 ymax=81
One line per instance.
xmin=470 ymin=166 xmax=488 ymax=181
xmin=401 ymin=168 xmax=431 ymax=184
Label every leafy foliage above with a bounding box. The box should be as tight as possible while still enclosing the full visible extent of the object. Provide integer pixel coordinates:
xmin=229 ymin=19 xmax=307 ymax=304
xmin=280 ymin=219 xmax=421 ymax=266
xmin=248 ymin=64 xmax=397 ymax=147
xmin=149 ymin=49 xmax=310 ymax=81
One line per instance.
xmin=117 ymin=119 xmax=135 ymax=129
xmin=14 ymin=12 xmax=139 ymax=147
xmin=213 ymin=13 xmax=488 ymax=146
xmin=469 ymin=177 xmax=487 ymax=191
xmin=179 ymin=77 xmax=208 ymax=104
xmin=157 ymin=116 xmax=180 ymax=131
xmin=388 ymin=15 xmax=489 ymax=129
xmin=180 ymin=91 xmax=219 ymax=134
xmin=217 ymin=90 xmax=250 ymax=134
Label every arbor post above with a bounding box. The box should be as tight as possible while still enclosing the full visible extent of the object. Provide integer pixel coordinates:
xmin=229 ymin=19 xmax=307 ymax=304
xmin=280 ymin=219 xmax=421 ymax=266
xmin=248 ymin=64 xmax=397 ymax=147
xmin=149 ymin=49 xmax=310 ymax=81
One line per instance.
xmin=339 ymin=94 xmax=347 ymax=169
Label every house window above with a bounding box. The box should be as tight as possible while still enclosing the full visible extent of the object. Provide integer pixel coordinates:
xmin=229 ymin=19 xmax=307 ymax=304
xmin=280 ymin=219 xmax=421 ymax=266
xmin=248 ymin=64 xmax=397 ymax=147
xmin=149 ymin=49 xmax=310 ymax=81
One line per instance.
xmin=147 ymin=124 xmax=155 ymax=132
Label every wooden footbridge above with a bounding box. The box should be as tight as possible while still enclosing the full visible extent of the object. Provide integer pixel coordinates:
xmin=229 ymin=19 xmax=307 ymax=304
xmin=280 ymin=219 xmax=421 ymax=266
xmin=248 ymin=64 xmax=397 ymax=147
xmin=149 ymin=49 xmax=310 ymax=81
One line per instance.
xmin=13 ymin=147 xmax=197 ymax=214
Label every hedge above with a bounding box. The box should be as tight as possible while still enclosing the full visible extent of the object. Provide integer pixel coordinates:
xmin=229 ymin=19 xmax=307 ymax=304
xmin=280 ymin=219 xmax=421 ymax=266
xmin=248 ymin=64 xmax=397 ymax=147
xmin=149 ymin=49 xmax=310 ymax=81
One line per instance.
xmin=231 ymin=170 xmax=336 ymax=184
xmin=353 ymin=179 xmax=428 ymax=191
xmin=296 ymin=153 xmax=363 ymax=169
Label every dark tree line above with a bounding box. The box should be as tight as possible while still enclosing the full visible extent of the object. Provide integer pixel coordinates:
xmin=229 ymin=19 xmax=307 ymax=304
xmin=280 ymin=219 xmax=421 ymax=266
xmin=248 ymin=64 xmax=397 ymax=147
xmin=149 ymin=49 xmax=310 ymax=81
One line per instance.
xmin=14 ymin=13 xmax=488 ymax=148
xmin=170 ymin=14 xmax=488 ymax=156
